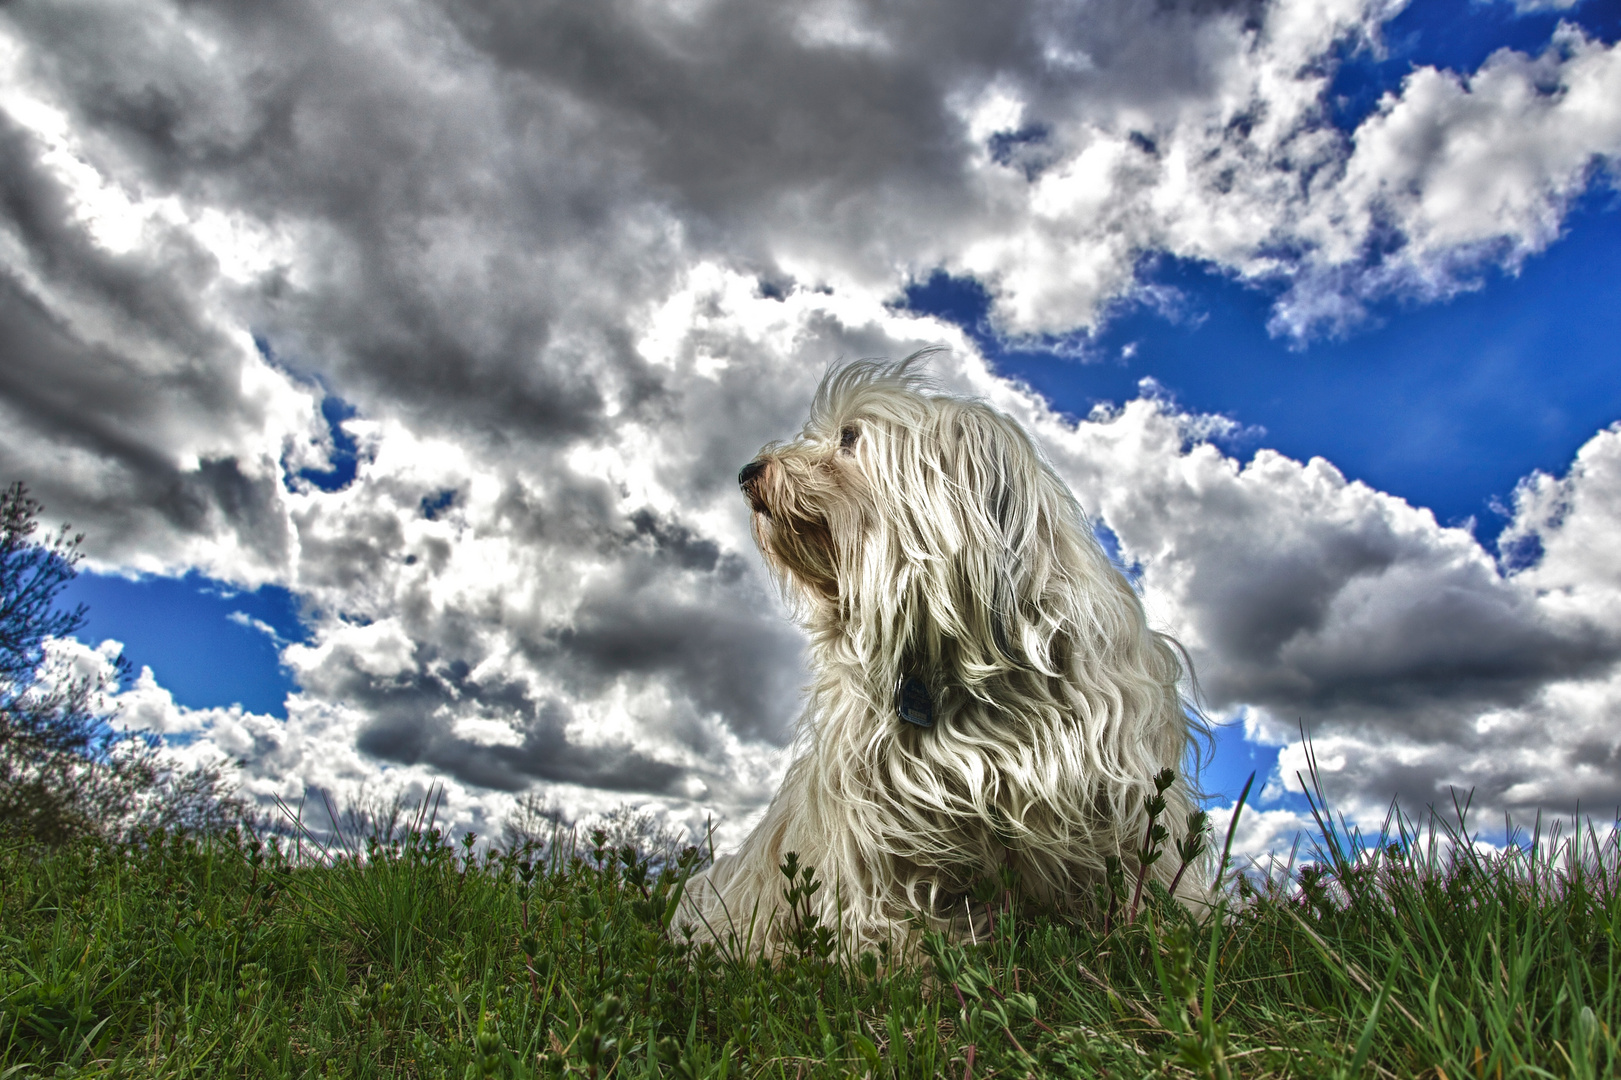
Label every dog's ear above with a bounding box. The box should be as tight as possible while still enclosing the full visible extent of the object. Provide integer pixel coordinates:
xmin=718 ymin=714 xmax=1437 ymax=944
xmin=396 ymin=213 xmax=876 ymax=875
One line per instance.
xmin=860 ymin=399 xmax=1039 ymax=685
xmin=944 ymin=409 xmax=1031 ymax=672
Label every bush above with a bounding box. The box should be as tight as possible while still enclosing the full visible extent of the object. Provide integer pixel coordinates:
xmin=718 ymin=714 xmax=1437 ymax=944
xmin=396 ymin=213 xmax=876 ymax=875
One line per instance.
xmin=0 ymin=482 xmax=159 ymax=844
xmin=0 ymin=481 xmax=252 ymax=844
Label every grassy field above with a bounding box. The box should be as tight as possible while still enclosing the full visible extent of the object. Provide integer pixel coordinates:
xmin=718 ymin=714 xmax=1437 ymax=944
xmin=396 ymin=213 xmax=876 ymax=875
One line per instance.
xmin=2 ymin=786 xmax=1618 ymax=1079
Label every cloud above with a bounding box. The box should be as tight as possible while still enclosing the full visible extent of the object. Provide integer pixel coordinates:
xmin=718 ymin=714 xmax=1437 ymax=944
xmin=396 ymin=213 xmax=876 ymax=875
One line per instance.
xmin=1021 ymin=394 xmax=1621 ymax=825
xmin=1274 ymin=21 xmax=1621 ymax=335
xmin=0 ymin=105 xmax=319 ymax=581
xmin=1499 ymin=0 xmax=1583 ymax=13
xmin=35 ymin=262 xmax=1621 ymax=850
xmin=3 ymin=0 xmax=1621 ymax=850
xmin=228 ymin=610 xmax=286 ymax=645
xmin=1207 ymin=802 xmax=1317 ymax=873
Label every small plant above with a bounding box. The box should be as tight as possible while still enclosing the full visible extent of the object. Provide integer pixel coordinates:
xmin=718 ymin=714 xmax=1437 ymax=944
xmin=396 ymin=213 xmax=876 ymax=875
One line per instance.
xmin=468 ymin=1011 xmax=502 ymax=1079
xmin=1128 ymin=766 xmax=1177 ymax=922
xmin=579 ymin=994 xmax=622 ymax=1080
xmin=779 ymin=851 xmax=836 ymax=963
xmin=1168 ymin=807 xmax=1211 ymax=897
xmin=1102 ymin=851 xmax=1128 ymax=934
xmin=1150 ymin=915 xmax=1233 ymax=1080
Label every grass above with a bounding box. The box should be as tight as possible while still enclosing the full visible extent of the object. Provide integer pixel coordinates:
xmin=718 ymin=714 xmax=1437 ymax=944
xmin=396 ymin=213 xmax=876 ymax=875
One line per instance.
xmin=1 ymin=778 xmax=1618 ymax=1079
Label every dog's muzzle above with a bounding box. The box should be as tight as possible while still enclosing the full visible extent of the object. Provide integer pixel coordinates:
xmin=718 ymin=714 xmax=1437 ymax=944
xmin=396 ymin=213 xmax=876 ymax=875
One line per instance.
xmin=738 ymin=459 xmax=769 ymax=514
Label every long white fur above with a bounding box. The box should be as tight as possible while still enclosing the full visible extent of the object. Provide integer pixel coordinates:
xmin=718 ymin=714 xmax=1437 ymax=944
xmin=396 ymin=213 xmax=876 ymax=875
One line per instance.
xmin=683 ymin=354 xmax=1204 ymax=953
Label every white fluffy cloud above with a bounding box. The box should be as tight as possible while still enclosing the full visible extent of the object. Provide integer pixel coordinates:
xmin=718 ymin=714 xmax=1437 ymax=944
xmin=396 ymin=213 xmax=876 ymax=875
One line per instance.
xmin=1276 ymin=21 xmax=1621 ymax=334
xmin=2 ymin=0 xmax=1620 ymax=849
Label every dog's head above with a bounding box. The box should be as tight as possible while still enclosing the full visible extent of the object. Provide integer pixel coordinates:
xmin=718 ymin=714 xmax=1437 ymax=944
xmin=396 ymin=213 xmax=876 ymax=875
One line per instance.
xmin=739 ymin=353 xmax=1134 ymax=704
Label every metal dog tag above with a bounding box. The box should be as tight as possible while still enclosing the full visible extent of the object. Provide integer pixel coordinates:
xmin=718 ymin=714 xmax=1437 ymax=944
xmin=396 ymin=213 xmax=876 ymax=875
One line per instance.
xmin=895 ymin=675 xmax=934 ymax=729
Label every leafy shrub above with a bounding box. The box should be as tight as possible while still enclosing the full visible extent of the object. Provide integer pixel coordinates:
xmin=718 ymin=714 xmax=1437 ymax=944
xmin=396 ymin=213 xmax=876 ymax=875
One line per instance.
xmin=0 ymin=481 xmax=253 ymax=845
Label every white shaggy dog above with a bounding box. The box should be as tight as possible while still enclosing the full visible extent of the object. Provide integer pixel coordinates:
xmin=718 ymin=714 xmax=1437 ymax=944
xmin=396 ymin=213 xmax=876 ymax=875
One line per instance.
xmin=683 ymin=355 xmax=1203 ymax=952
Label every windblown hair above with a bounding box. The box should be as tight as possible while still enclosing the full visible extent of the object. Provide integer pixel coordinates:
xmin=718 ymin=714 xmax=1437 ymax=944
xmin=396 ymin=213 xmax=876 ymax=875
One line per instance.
xmin=683 ymin=354 xmax=1204 ymax=953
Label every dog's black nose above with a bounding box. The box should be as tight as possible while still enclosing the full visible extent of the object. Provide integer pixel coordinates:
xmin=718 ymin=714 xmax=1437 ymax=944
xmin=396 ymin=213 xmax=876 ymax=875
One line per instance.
xmin=738 ymin=460 xmax=765 ymax=487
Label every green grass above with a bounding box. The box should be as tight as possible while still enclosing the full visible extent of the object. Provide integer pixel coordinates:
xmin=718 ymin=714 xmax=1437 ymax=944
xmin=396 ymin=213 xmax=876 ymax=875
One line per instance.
xmin=1 ymin=789 xmax=1618 ymax=1079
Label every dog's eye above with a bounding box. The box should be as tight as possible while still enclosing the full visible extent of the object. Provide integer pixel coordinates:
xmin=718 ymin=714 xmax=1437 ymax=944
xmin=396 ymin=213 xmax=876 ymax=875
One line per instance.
xmin=839 ymin=425 xmax=859 ymax=452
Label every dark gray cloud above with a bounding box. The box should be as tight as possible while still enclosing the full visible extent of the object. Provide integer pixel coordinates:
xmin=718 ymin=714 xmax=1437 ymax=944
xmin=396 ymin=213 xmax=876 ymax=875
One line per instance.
xmin=0 ymin=110 xmax=301 ymax=575
xmin=558 ymin=572 xmax=804 ymax=744
xmin=353 ymin=682 xmax=688 ymax=797
xmin=1172 ymin=505 xmax=1615 ymax=723
xmin=7 ymin=0 xmax=674 ymax=455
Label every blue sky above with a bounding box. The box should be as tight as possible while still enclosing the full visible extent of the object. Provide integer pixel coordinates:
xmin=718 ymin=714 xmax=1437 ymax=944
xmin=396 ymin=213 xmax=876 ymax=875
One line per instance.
xmin=909 ymin=193 xmax=1621 ymax=539
xmin=7 ymin=0 xmax=1621 ymax=848
xmin=61 ymin=573 xmax=305 ymax=717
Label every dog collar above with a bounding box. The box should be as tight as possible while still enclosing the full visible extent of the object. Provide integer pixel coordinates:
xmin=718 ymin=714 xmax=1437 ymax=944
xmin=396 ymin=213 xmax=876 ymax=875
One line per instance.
xmin=895 ymin=675 xmax=934 ymax=729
